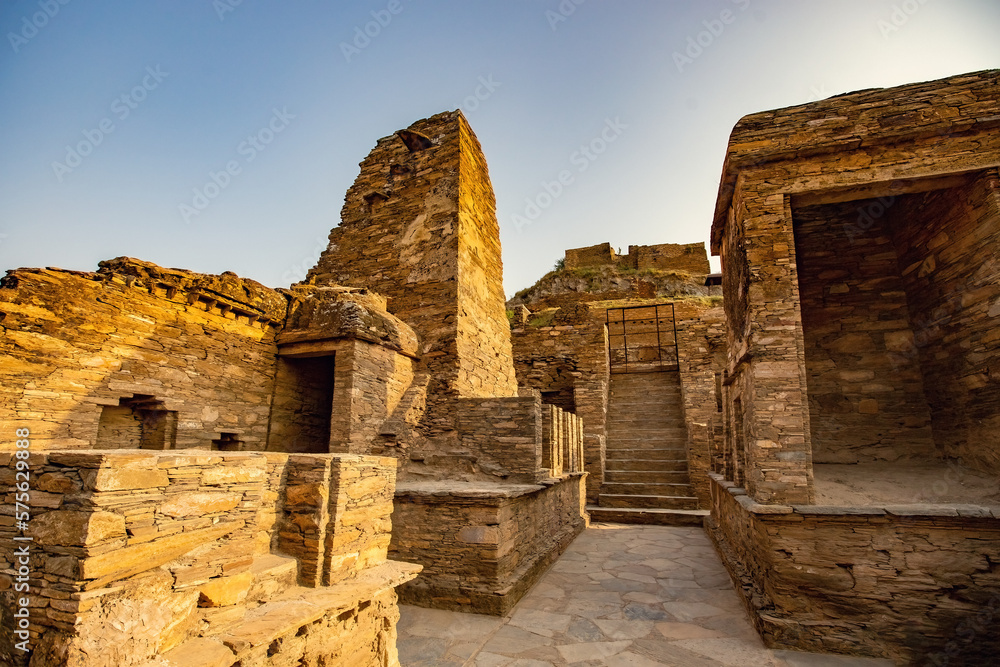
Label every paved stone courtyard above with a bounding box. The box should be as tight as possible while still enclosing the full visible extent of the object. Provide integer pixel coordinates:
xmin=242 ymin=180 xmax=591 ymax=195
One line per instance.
xmin=397 ymin=523 xmax=895 ymax=666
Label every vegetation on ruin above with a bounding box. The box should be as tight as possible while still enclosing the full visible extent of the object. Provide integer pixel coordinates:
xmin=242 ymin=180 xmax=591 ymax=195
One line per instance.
xmin=508 ymin=264 xmax=712 ymax=309
xmin=527 ymin=308 xmax=558 ymax=327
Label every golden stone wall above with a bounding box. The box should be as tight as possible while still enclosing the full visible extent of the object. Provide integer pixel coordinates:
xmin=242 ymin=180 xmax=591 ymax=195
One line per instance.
xmin=0 ymin=259 xmax=286 ymax=453
xmin=0 ymin=450 xmax=418 ymax=666
xmin=305 ymin=111 xmax=518 ymax=442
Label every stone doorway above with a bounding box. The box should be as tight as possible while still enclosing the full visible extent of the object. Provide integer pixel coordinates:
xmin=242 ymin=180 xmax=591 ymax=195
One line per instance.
xmin=267 ymin=354 xmax=336 ymax=453
xmin=792 ymin=171 xmax=1000 ymax=473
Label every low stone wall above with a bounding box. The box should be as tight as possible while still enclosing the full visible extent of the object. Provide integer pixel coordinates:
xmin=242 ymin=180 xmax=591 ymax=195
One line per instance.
xmin=509 ymin=306 xmax=609 ymax=502
xmin=706 ymin=473 xmax=1000 ymax=664
xmin=541 ymin=404 xmax=585 ymax=479
xmin=0 ymin=450 xmax=418 ymax=667
xmin=389 ymin=474 xmax=587 ymax=615
xmin=455 ymin=396 xmax=541 ymax=482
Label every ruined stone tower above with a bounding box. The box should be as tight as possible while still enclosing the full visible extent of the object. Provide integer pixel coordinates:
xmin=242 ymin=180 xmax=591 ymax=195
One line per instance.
xmin=305 ymin=111 xmax=518 ymax=437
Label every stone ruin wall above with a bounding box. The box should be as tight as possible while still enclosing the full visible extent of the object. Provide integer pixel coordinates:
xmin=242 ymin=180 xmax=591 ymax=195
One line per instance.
xmin=281 ymin=111 xmax=586 ymax=614
xmin=0 ymin=259 xmax=286 ymax=453
xmin=709 ymin=69 xmax=1000 ymax=662
xmin=793 ymin=171 xmax=1000 ymax=471
xmin=564 ymin=241 xmax=711 ymax=275
xmin=454 ymin=116 xmax=519 ymax=401
xmin=887 ymin=172 xmax=1000 ymax=473
xmin=708 ymin=474 xmax=1000 ymax=664
xmin=672 ymin=301 xmax=726 ymax=507
xmin=387 ymin=390 xmax=586 ymax=612
xmin=389 ymin=473 xmax=586 ymax=615
xmin=508 ymin=305 xmax=609 ymax=502
xmin=272 ymin=287 xmax=420 ymax=457
xmin=712 ymin=70 xmax=1000 ymax=497
xmin=508 ymin=241 xmax=726 ymax=506
xmin=304 ymin=111 xmax=518 ymax=448
xmin=0 ymin=110 xmax=581 ymax=659
xmin=794 ymin=200 xmax=937 ymax=464
xmin=563 ymin=242 xmax=616 ymax=270
xmin=0 ymin=449 xmax=419 ymax=667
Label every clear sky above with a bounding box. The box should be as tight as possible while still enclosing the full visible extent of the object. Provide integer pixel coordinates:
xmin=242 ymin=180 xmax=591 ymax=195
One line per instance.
xmin=1 ymin=1 xmax=998 ymax=297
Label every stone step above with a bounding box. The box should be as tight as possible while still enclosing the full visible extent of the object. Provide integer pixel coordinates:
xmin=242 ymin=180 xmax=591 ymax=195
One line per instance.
xmin=606 ymin=448 xmax=687 ymax=459
xmin=607 ymin=446 xmax=687 ymax=455
xmin=608 ymin=438 xmax=686 ymax=447
xmin=604 ymin=470 xmax=691 ymax=484
xmin=608 ymin=396 xmax=684 ymax=410
xmin=248 ymin=553 xmax=299 ymax=603
xmin=609 ymin=425 xmax=685 ymax=432
xmin=610 ymin=382 xmax=680 ymax=391
xmin=609 ymin=393 xmax=680 ymax=402
xmin=608 ymin=429 xmax=686 ymax=437
xmin=607 ymin=429 xmax=686 ymax=436
xmin=609 ymin=390 xmax=682 ymax=398
xmin=611 ymin=375 xmax=680 ymax=386
xmin=148 ymin=562 xmax=420 ymax=667
xmin=601 ymin=482 xmax=695 ymax=496
xmin=605 ymin=420 xmax=686 ymax=431
xmin=605 ymin=459 xmax=688 ymax=473
xmin=195 ymin=553 xmax=301 ymax=636
xmin=608 ymin=433 xmax=687 ymax=449
xmin=586 ymin=506 xmax=709 ymax=527
xmin=598 ymin=494 xmax=700 ymax=510
xmin=607 ymin=411 xmax=683 ymax=421
xmin=608 ymin=435 xmax=684 ymax=443
xmin=608 ymin=404 xmax=682 ymax=414
xmin=607 ymin=412 xmax=682 ymax=422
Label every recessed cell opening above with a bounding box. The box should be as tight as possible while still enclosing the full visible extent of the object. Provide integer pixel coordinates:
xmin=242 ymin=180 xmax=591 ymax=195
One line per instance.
xmin=96 ymin=394 xmax=177 ymax=450
xmin=792 ymin=171 xmax=1000 ymax=505
xmin=267 ymin=354 xmax=336 ymax=453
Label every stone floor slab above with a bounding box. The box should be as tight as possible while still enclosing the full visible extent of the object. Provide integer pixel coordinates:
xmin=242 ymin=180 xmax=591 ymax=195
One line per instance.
xmin=397 ymin=523 xmax=895 ymax=666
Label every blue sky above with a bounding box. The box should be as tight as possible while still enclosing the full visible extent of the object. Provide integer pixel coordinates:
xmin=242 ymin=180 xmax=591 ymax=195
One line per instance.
xmin=1 ymin=1 xmax=998 ymax=296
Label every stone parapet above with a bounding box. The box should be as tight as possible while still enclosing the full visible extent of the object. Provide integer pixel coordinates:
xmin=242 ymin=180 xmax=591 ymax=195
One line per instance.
xmin=456 ymin=395 xmax=543 ymax=483
xmin=0 ymin=450 xmax=417 ymax=666
xmin=389 ymin=476 xmax=587 ymax=615
xmin=706 ymin=473 xmax=1000 ymax=663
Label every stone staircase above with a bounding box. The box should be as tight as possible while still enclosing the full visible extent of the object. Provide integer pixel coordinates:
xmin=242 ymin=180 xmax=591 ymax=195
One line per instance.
xmin=588 ymin=370 xmax=708 ymax=526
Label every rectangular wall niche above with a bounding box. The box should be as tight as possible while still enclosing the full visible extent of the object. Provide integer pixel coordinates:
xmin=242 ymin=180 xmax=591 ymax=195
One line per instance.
xmin=267 ymin=355 xmax=336 ymax=453
xmin=212 ymin=432 xmax=243 ymax=451
xmin=96 ymin=395 xmax=178 ymax=449
xmin=792 ymin=170 xmax=1000 ymax=474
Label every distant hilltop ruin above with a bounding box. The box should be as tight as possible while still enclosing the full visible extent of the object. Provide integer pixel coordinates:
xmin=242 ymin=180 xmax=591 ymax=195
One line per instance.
xmin=564 ymin=241 xmax=711 ymax=275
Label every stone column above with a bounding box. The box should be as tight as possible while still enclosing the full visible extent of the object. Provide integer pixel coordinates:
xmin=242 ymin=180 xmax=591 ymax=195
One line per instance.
xmin=732 ymin=190 xmax=814 ymax=504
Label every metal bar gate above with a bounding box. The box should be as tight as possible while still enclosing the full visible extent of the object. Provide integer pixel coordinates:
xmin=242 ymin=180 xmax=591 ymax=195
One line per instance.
xmin=606 ymin=303 xmax=679 ymax=374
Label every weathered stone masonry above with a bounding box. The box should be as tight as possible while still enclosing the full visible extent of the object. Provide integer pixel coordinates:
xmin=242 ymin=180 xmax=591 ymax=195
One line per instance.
xmin=300 ymin=112 xmax=587 ymax=615
xmin=1 ymin=110 xmax=589 ymax=665
xmin=0 ymin=450 xmax=419 ymax=667
xmin=305 ymin=111 xmax=518 ymax=445
xmin=0 ymin=259 xmax=286 ymax=452
xmin=709 ymin=69 xmax=1000 ymax=663
xmin=508 ymin=243 xmax=726 ymax=516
